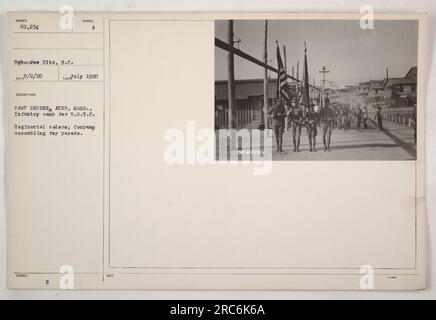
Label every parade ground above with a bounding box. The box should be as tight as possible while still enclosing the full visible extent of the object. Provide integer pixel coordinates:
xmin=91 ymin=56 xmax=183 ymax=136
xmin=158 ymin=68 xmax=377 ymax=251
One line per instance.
xmin=215 ymin=109 xmax=416 ymax=161
xmin=272 ymin=111 xmax=416 ymax=161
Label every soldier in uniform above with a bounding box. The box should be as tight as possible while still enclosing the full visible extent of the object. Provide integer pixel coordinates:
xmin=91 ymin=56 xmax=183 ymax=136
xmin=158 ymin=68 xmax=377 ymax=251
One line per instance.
xmin=269 ymin=99 xmax=287 ymax=152
xmin=305 ymin=106 xmax=319 ymax=152
xmin=356 ymin=105 xmax=363 ymax=129
xmin=362 ymin=106 xmax=369 ymax=129
xmin=374 ymin=104 xmax=383 ymax=131
xmin=319 ymin=99 xmax=335 ymax=151
xmin=289 ymin=103 xmax=305 ymax=152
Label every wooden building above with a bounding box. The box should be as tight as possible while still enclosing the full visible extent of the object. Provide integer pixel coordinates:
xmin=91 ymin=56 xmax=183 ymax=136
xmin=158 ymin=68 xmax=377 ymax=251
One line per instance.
xmin=215 ymin=78 xmax=279 ymax=129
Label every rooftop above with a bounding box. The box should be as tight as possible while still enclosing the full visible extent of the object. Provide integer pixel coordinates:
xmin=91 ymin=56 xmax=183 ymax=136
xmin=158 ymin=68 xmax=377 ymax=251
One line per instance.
xmin=383 ymin=77 xmax=416 ymax=88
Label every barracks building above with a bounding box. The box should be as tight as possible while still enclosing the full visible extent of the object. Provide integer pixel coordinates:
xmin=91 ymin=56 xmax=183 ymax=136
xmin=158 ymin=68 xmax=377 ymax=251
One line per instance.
xmin=215 ymin=78 xmax=278 ymax=129
xmin=215 ymin=78 xmax=318 ymax=129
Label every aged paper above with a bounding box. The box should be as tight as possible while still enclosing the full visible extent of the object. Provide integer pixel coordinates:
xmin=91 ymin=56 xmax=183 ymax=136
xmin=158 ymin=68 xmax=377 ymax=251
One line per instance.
xmin=7 ymin=12 xmax=426 ymax=289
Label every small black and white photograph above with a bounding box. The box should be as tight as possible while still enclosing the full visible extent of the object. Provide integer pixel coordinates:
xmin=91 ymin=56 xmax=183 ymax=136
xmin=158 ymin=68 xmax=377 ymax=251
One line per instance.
xmin=215 ymin=19 xmax=418 ymax=160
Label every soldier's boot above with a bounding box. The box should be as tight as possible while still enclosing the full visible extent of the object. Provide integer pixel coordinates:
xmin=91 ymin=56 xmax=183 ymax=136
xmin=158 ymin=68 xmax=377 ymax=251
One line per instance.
xmin=312 ymin=138 xmax=316 ymax=152
xmin=279 ymin=136 xmax=283 ymax=152
xmin=293 ymin=136 xmax=297 ymax=152
xmin=296 ymin=136 xmax=300 ymax=152
xmin=309 ymin=137 xmax=313 ymax=152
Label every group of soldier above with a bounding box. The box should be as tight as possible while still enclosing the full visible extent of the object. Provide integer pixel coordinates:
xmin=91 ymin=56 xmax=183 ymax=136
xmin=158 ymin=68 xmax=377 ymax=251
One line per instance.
xmin=269 ymin=98 xmax=336 ymax=153
xmin=334 ymin=104 xmax=380 ymax=130
xmin=334 ymin=105 xmax=369 ymax=130
xmin=269 ymin=96 xmax=391 ymax=153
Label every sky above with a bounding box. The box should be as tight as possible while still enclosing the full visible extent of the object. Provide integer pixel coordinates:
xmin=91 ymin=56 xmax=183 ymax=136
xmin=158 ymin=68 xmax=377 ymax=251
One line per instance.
xmin=215 ymin=20 xmax=418 ymax=87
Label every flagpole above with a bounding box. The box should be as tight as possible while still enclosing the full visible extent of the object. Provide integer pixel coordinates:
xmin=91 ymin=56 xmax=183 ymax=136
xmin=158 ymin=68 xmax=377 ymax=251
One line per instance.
xmin=227 ymin=20 xmax=236 ymax=129
xmin=303 ymin=42 xmax=310 ymax=111
xmin=263 ymin=20 xmax=268 ymax=129
xmin=276 ymin=41 xmax=281 ymax=102
xmin=312 ymin=77 xmax=315 ymax=105
xmin=283 ymin=45 xmax=287 ymax=75
xmin=283 ymin=44 xmax=288 ymax=130
xmin=296 ymin=61 xmax=300 ymax=108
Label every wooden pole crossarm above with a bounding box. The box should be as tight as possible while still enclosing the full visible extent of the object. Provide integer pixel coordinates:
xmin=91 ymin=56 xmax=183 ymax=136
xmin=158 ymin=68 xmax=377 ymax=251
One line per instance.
xmin=215 ymin=37 xmax=321 ymax=92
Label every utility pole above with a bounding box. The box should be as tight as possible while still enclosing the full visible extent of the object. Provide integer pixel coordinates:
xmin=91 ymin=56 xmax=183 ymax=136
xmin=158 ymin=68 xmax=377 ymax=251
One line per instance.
xmin=227 ymin=20 xmax=236 ymax=129
xmin=318 ymin=66 xmax=330 ymax=108
xmin=263 ymin=20 xmax=268 ymax=129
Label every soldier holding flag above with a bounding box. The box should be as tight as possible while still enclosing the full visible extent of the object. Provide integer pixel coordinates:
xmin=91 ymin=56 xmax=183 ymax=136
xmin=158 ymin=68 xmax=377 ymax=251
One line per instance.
xmin=272 ymin=41 xmax=293 ymax=152
xmin=289 ymin=101 xmax=304 ymax=152
xmin=299 ymin=42 xmax=321 ymax=151
xmin=269 ymin=99 xmax=287 ymax=152
xmin=306 ymin=106 xmax=319 ymax=152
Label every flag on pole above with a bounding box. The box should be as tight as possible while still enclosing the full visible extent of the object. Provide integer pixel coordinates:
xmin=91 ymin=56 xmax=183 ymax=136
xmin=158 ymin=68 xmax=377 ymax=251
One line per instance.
xmin=301 ymin=42 xmax=311 ymax=109
xmin=276 ymin=41 xmax=292 ymax=106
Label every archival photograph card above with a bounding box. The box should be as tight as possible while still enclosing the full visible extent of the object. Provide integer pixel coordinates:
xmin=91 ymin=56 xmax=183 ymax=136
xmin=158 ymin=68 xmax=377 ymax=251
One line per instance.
xmin=6 ymin=12 xmax=426 ymax=290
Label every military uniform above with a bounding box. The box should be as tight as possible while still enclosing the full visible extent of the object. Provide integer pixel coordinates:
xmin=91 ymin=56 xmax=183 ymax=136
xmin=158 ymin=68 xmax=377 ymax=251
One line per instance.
xmin=269 ymin=101 xmax=287 ymax=152
xmin=362 ymin=107 xmax=369 ymax=129
xmin=374 ymin=107 xmax=383 ymax=131
xmin=305 ymin=110 xmax=319 ymax=152
xmin=289 ymin=107 xmax=304 ymax=152
xmin=319 ymin=105 xmax=335 ymax=151
xmin=356 ymin=107 xmax=363 ymax=129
